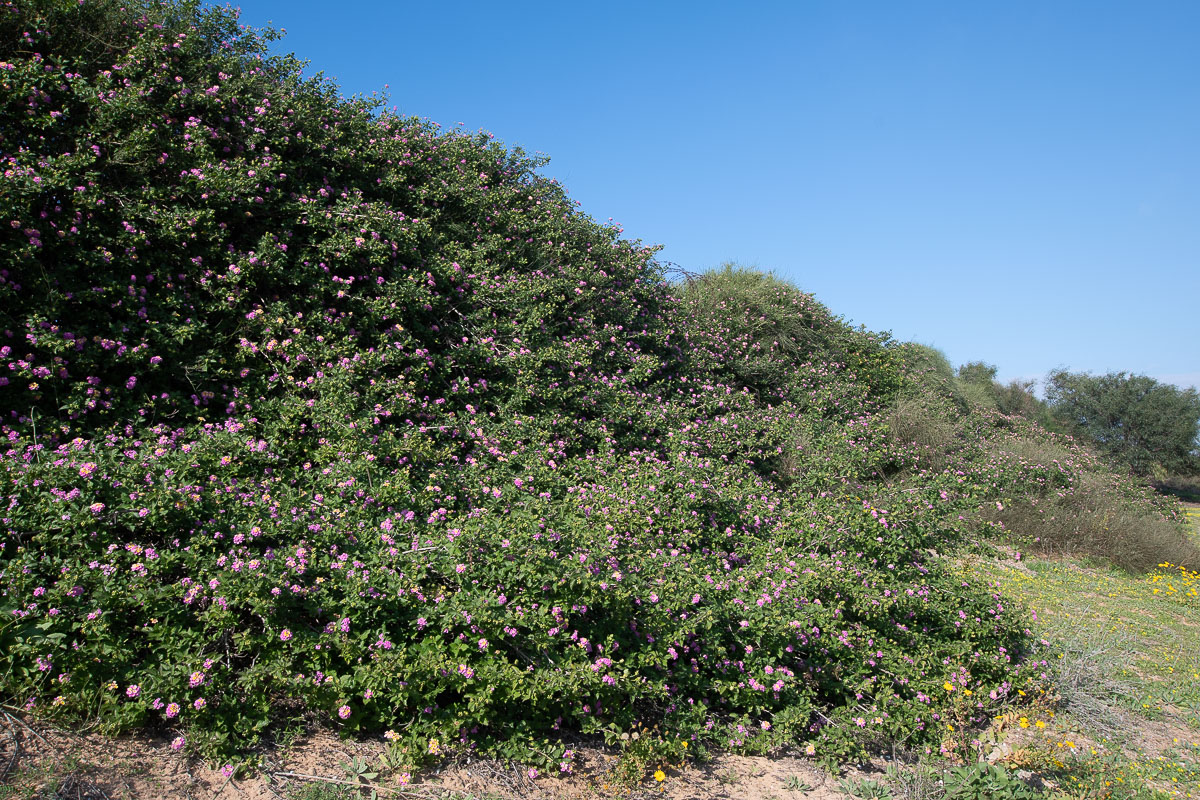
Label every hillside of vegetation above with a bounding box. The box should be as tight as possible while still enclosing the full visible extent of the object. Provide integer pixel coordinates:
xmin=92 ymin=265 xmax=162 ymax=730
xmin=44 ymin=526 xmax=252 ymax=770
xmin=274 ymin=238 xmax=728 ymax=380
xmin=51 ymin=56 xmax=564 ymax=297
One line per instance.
xmin=1 ymin=0 xmax=1196 ymax=789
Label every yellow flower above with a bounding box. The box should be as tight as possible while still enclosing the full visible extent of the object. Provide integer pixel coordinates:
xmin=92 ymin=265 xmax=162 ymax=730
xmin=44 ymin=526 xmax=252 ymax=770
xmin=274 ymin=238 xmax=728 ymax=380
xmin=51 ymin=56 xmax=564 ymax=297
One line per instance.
xmin=943 ymin=681 xmax=954 ymax=691
xmin=1036 ymin=720 xmax=1046 ymax=729
xmin=1019 ymin=717 xmax=1029 ymax=728
xmin=654 ymin=770 xmax=666 ymax=782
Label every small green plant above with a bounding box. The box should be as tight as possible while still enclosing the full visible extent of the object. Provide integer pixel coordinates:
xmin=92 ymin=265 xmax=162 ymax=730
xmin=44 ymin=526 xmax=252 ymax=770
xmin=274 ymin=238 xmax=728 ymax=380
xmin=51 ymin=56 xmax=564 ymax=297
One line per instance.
xmin=716 ymin=767 xmax=741 ymax=786
xmin=883 ymin=761 xmax=943 ymax=800
xmin=377 ymin=732 xmax=414 ymax=777
xmin=784 ymin=774 xmax=813 ymax=792
xmin=342 ymin=756 xmax=379 ymax=798
xmin=599 ymin=722 xmax=688 ymax=786
xmin=839 ymin=774 xmax=895 ymax=800
xmin=942 ymin=763 xmax=1040 ymax=800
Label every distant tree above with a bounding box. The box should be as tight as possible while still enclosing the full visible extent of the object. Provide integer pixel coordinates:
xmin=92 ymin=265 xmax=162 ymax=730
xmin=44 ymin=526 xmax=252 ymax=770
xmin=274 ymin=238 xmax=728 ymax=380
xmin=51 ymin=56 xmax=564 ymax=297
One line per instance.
xmin=953 ymin=361 xmax=1003 ymax=413
xmin=1045 ymin=370 xmax=1200 ymax=476
xmin=957 ymin=361 xmax=998 ymax=385
xmin=993 ymin=378 xmax=1047 ymax=421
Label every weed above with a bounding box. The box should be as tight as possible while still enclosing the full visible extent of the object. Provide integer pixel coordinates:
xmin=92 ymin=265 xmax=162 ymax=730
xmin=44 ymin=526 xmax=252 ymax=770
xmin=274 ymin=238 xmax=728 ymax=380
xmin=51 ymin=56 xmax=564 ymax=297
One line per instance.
xmin=942 ymin=763 xmax=1040 ymax=799
xmin=342 ymin=755 xmax=379 ymax=796
xmin=783 ymin=773 xmax=813 ymax=792
xmin=715 ymin=768 xmax=741 ymax=786
xmin=883 ymin=761 xmax=943 ymax=800
xmin=1044 ymin=612 xmax=1134 ymax=736
xmin=838 ymin=774 xmax=895 ymax=799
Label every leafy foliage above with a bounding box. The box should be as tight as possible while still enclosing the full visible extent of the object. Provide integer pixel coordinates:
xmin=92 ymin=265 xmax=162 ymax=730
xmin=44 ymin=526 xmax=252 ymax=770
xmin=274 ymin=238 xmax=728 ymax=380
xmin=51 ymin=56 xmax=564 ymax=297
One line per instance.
xmin=942 ymin=763 xmax=1041 ymax=799
xmin=1045 ymin=370 xmax=1200 ymax=477
xmin=955 ymin=363 xmax=1053 ymax=427
xmin=676 ymin=263 xmax=902 ymax=403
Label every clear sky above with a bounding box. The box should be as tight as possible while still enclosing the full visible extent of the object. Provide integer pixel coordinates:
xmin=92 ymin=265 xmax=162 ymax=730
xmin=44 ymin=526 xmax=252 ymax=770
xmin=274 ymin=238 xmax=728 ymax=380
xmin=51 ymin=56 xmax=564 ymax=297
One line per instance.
xmin=236 ymin=0 xmax=1200 ymax=391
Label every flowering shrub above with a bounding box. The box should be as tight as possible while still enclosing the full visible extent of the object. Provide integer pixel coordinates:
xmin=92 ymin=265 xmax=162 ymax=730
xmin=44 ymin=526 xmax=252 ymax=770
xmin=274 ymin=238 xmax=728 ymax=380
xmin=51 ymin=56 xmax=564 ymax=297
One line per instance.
xmin=1 ymin=0 xmax=1177 ymax=777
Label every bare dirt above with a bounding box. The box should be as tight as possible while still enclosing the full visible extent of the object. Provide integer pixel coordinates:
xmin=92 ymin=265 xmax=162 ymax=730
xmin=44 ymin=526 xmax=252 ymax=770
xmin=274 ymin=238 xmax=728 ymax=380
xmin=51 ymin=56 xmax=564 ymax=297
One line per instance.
xmin=3 ymin=694 xmax=1196 ymax=799
xmin=0 ymin=711 xmax=854 ymax=800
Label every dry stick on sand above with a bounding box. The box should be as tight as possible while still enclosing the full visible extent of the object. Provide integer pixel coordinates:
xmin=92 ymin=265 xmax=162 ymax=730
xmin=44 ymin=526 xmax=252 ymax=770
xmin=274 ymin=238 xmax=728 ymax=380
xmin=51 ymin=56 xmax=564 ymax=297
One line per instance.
xmin=210 ymin=771 xmax=235 ymax=800
xmin=1 ymin=723 xmax=20 ymax=784
xmin=1 ymin=707 xmax=53 ymax=749
xmin=56 ymin=772 xmax=113 ymax=800
xmin=271 ymin=770 xmax=446 ymax=797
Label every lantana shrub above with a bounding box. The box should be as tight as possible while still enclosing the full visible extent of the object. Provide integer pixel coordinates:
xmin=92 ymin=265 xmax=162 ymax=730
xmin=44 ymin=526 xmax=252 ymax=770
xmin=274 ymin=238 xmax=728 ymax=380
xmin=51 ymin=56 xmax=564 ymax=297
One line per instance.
xmin=0 ymin=0 xmax=1092 ymax=772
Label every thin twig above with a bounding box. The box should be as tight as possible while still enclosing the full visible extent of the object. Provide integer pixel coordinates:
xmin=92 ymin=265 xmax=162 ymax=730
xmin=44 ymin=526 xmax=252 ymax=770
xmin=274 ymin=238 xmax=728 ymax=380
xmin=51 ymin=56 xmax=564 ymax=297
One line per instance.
xmin=0 ymin=709 xmax=51 ymax=748
xmin=273 ymin=771 xmax=388 ymax=791
xmin=210 ymin=771 xmax=234 ymax=799
xmin=273 ymin=771 xmax=444 ymax=796
xmin=0 ymin=723 xmax=19 ymax=783
xmin=263 ymin=776 xmax=287 ymax=800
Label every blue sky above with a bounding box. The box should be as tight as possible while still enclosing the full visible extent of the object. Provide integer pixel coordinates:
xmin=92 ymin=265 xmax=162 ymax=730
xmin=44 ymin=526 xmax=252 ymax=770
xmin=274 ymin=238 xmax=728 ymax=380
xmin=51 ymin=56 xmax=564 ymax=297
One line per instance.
xmin=237 ymin=0 xmax=1200 ymax=391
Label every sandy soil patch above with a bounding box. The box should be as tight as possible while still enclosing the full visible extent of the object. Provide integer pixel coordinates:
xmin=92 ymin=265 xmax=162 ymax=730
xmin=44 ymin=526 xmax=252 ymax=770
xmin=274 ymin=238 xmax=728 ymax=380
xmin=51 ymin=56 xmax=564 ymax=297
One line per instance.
xmin=0 ymin=711 xmax=853 ymax=800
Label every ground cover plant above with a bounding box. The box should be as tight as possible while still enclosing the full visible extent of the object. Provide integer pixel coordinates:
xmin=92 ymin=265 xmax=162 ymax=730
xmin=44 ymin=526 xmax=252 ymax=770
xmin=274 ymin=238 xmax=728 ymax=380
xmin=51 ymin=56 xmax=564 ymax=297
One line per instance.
xmin=1 ymin=0 xmax=1195 ymax=793
xmin=960 ymin=553 xmax=1200 ymax=799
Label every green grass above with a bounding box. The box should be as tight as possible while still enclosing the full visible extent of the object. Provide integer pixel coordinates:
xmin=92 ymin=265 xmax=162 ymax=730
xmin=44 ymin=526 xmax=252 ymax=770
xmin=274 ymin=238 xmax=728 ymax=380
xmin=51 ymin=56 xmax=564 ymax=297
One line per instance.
xmin=0 ymin=753 xmax=86 ymax=800
xmin=959 ymin=550 xmax=1200 ymax=799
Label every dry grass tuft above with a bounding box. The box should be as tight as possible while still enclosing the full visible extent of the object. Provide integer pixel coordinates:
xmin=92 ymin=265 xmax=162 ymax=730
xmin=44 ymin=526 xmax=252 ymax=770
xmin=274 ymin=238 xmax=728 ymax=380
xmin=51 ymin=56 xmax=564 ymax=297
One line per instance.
xmin=990 ymin=473 xmax=1200 ymax=573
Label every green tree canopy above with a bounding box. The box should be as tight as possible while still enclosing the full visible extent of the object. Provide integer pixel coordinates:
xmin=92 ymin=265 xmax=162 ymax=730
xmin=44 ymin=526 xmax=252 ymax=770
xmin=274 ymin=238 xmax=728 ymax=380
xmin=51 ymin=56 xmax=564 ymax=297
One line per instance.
xmin=956 ymin=361 xmax=998 ymax=386
xmin=1045 ymin=369 xmax=1200 ymax=476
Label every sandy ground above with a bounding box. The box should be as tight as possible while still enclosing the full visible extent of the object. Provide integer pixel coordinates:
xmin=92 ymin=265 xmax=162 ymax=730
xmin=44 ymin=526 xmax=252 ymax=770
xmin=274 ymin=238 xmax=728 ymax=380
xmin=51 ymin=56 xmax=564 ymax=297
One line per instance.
xmin=0 ymin=710 xmax=852 ymax=800
xmin=2 ymin=695 xmax=1194 ymax=799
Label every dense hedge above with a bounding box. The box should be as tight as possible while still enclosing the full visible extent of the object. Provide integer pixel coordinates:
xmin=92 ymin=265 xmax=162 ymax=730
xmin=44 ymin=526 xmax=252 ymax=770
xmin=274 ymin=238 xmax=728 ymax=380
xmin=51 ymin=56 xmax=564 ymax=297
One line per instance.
xmin=0 ymin=0 xmax=1085 ymax=774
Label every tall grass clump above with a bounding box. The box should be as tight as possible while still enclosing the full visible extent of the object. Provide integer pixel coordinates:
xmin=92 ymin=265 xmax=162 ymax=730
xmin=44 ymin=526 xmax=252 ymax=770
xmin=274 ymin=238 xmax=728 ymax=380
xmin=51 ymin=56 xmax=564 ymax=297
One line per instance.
xmin=985 ymin=469 xmax=1200 ymax=573
xmin=976 ymin=422 xmax=1198 ymax=573
xmin=1154 ymin=474 xmax=1200 ymax=503
xmin=898 ymin=344 xmax=958 ymax=391
xmin=878 ymin=350 xmax=1196 ymax=573
xmin=879 ymin=395 xmax=963 ymax=474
